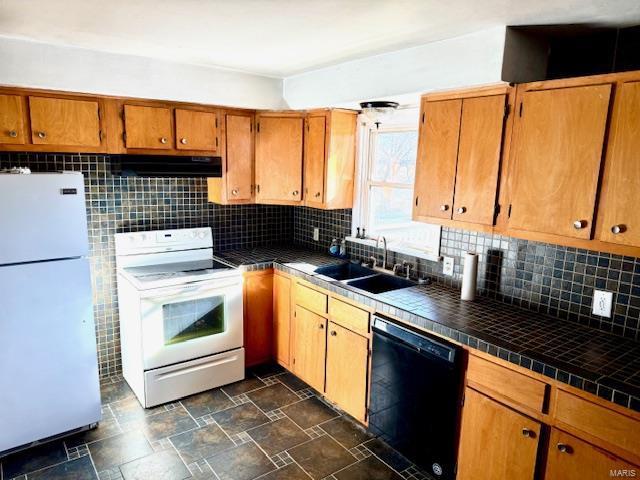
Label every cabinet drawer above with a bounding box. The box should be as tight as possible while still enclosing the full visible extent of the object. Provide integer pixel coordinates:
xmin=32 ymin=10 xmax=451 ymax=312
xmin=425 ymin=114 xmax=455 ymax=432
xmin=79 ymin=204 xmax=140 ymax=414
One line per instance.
xmin=554 ymin=389 xmax=640 ymax=458
xmin=328 ymin=297 xmax=369 ymax=336
xmin=466 ymin=355 xmax=547 ymax=413
xmin=295 ymin=283 xmax=327 ymax=316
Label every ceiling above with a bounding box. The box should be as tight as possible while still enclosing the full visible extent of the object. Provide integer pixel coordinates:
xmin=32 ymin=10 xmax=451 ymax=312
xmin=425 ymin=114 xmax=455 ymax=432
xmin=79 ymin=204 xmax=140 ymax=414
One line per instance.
xmin=1 ymin=0 xmax=639 ymax=78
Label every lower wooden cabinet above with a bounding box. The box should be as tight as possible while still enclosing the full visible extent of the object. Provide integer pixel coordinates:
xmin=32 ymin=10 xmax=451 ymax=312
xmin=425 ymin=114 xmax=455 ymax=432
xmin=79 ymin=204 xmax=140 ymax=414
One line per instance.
xmin=325 ymin=321 xmax=369 ymax=422
xmin=273 ymin=272 xmax=292 ymax=368
xmin=292 ymin=305 xmax=327 ymax=392
xmin=545 ymin=428 xmax=638 ymax=480
xmin=457 ymin=388 xmax=541 ymax=480
xmin=243 ymin=271 xmax=273 ymax=367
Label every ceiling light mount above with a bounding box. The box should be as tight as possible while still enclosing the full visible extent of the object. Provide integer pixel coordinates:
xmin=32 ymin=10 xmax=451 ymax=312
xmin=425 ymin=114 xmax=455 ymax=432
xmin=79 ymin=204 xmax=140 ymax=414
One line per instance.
xmin=359 ymin=100 xmax=399 ymax=129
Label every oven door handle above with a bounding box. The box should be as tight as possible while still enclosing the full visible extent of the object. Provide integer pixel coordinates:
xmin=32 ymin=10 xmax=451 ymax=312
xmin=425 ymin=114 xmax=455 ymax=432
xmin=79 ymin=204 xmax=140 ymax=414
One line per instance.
xmin=141 ymin=280 xmax=241 ymax=300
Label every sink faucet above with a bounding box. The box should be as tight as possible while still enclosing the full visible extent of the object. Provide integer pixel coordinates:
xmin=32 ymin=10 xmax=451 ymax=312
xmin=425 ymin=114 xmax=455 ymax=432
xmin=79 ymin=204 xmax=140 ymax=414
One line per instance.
xmin=376 ymin=236 xmax=388 ymax=270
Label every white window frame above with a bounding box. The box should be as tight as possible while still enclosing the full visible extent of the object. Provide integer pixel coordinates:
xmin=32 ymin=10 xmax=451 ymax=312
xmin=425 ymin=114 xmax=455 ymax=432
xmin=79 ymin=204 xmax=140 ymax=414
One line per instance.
xmin=350 ymin=108 xmax=441 ymax=261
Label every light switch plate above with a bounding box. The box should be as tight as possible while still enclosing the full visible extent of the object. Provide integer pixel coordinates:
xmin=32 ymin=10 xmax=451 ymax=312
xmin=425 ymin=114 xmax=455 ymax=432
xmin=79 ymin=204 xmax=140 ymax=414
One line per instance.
xmin=593 ymin=290 xmax=613 ymax=317
xmin=443 ymin=256 xmax=454 ymax=276
xmin=313 ymin=227 xmax=320 ymax=241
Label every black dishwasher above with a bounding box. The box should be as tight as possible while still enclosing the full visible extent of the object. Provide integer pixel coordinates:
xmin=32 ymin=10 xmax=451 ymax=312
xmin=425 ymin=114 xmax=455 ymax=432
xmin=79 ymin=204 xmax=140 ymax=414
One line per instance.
xmin=368 ymin=315 xmax=464 ymax=479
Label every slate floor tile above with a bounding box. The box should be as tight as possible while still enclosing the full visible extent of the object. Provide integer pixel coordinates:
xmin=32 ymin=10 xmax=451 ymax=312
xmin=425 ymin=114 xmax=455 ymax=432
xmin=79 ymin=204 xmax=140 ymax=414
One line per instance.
xmin=334 ymin=455 xmax=403 ymax=480
xmin=206 ymin=442 xmax=275 ymax=480
xmin=87 ymin=430 xmax=153 ymax=472
xmin=363 ymin=438 xmax=411 ymax=472
xmin=2 ymin=440 xmax=67 ymax=478
xmin=132 ymin=407 xmax=198 ymax=442
xmin=212 ymin=403 xmax=270 ymax=436
xmin=277 ymin=373 xmax=310 ymax=392
xmin=120 ymin=450 xmax=190 ymax=480
xmin=288 ymin=435 xmax=356 ymax=480
xmin=100 ymin=380 xmax=135 ymax=404
xmin=249 ymin=363 xmax=285 ymax=379
xmin=221 ymin=377 xmax=266 ymax=397
xmin=256 ymin=463 xmax=310 ymax=480
xmin=110 ymin=397 xmax=164 ymax=424
xmin=27 ymin=455 xmax=98 ymax=480
xmin=282 ymin=397 xmax=339 ymax=429
xmin=65 ymin=418 xmax=123 ymax=447
xmin=170 ymin=423 xmax=234 ymax=464
xmin=320 ymin=416 xmax=372 ymax=449
xmin=247 ymin=384 xmax=299 ymax=412
xmin=247 ymin=417 xmax=309 ymax=456
xmin=180 ymin=389 xmax=234 ymax=418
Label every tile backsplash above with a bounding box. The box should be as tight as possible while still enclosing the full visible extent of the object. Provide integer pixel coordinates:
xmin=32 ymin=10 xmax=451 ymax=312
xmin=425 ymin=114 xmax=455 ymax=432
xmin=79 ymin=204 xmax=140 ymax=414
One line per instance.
xmin=0 ymin=152 xmax=292 ymax=377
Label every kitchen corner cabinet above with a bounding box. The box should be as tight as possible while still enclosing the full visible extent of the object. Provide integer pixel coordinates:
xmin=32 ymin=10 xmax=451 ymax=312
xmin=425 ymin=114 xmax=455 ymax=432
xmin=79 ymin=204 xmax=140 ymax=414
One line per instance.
xmin=456 ymin=387 xmax=541 ymax=480
xmin=0 ymin=94 xmax=26 ymax=144
xmin=304 ymin=109 xmax=358 ymax=210
xmin=412 ymin=85 xmax=511 ymax=229
xmin=273 ymin=272 xmax=292 ymax=368
xmin=255 ymin=113 xmax=304 ymax=205
xmin=208 ymin=111 xmax=254 ymax=204
xmin=243 ymin=270 xmax=274 ymax=367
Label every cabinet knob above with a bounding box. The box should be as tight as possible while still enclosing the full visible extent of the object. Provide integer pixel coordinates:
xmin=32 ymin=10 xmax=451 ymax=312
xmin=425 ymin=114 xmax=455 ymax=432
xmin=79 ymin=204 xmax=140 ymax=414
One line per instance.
xmin=457 ymin=206 xmax=467 ymax=214
xmin=573 ymin=220 xmax=587 ymax=230
xmin=521 ymin=428 xmax=536 ymax=438
xmin=293 ymin=190 xmax=299 ymax=196
xmin=440 ymin=204 xmax=449 ymax=212
xmin=180 ymin=138 xmax=188 ymax=145
xmin=319 ymin=324 xmax=324 ymax=330
xmin=611 ymin=224 xmax=626 ymax=234
xmin=37 ymin=131 xmax=46 ymax=139
xmin=160 ymin=137 xmax=168 ymax=144
xmin=315 ymin=192 xmax=321 ymax=198
xmin=8 ymin=130 xmax=17 ymax=138
xmin=231 ymin=189 xmax=239 ymax=196
xmin=556 ymin=443 xmax=572 ymax=454
xmin=330 ymin=331 xmax=337 ymax=336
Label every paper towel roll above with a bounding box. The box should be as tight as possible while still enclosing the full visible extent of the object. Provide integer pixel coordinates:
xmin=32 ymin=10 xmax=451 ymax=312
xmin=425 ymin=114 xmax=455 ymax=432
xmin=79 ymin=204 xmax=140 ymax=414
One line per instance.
xmin=461 ymin=252 xmax=478 ymax=301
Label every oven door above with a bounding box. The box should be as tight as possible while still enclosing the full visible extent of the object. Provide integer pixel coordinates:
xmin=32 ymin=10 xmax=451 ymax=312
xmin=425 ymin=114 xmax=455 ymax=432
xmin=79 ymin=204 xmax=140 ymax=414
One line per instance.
xmin=139 ymin=276 xmax=243 ymax=370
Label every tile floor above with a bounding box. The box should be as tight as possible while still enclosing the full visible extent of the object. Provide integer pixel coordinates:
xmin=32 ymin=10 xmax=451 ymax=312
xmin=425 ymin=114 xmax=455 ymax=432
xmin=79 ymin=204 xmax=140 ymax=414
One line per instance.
xmin=0 ymin=365 xmax=432 ymax=480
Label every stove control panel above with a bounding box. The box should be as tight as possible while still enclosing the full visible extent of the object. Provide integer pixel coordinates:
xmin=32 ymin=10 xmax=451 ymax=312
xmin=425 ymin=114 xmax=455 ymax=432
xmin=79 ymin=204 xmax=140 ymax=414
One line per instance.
xmin=115 ymin=227 xmax=212 ymax=255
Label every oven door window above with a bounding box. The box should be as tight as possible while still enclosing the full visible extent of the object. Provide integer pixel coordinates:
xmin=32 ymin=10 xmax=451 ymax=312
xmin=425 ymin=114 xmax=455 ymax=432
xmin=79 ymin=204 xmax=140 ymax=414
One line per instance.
xmin=162 ymin=295 xmax=225 ymax=346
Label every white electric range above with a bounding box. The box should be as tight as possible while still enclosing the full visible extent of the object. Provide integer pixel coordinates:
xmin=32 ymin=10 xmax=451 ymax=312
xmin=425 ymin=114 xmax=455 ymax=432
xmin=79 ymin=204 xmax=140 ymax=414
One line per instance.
xmin=115 ymin=227 xmax=244 ymax=408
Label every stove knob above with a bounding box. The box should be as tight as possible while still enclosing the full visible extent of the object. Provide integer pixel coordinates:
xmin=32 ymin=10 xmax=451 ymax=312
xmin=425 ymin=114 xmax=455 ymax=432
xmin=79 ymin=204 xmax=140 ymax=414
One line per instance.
xmin=128 ymin=235 xmax=136 ymax=243
xmin=198 ymin=231 xmax=206 ymax=239
xmin=140 ymin=233 xmax=147 ymax=241
xmin=190 ymin=231 xmax=198 ymax=238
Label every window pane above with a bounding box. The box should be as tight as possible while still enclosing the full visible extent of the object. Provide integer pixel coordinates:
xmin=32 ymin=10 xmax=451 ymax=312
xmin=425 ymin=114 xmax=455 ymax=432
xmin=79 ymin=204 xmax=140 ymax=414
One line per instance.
xmin=371 ymin=130 xmax=418 ymax=184
xmin=163 ymin=296 xmax=225 ymax=346
xmin=369 ymin=186 xmax=413 ymax=231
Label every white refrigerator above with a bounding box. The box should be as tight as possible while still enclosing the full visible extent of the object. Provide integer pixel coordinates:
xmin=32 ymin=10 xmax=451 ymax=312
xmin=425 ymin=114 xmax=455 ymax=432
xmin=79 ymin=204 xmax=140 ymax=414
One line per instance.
xmin=0 ymin=172 xmax=101 ymax=454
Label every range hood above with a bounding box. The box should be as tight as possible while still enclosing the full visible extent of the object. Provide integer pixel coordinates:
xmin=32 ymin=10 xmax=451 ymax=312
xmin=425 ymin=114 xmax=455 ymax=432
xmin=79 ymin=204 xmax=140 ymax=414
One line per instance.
xmin=111 ymin=155 xmax=222 ymax=178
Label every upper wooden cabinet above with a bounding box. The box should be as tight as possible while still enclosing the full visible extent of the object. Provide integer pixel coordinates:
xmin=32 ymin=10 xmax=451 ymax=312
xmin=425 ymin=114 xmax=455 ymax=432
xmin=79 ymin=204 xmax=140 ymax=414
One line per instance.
xmin=413 ymin=86 xmax=511 ymax=227
xmin=29 ymin=96 xmax=101 ymax=147
xmin=0 ymin=94 xmax=26 ymax=144
xmin=123 ymin=104 xmax=173 ymax=150
xmin=596 ymin=81 xmax=640 ymax=246
xmin=175 ymin=109 xmax=218 ymax=152
xmin=303 ymin=109 xmax=358 ymax=210
xmin=507 ymin=83 xmax=611 ymax=239
xmin=255 ymin=113 xmax=304 ymax=205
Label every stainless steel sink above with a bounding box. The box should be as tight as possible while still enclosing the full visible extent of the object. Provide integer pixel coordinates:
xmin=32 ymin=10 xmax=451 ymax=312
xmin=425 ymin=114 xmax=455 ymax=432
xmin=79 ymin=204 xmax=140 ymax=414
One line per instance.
xmin=345 ymin=273 xmax=415 ymax=294
xmin=313 ymin=262 xmax=377 ymax=281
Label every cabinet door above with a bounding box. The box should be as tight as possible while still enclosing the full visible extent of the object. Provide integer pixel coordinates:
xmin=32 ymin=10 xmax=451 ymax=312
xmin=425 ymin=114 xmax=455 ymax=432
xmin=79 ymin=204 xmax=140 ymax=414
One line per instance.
xmin=545 ymin=429 xmax=638 ymax=480
xmin=273 ymin=273 xmax=291 ymax=368
xmin=292 ymin=306 xmax=326 ymax=392
xmin=508 ymin=85 xmax=611 ymax=239
xmin=29 ymin=97 xmax=100 ymax=147
xmin=124 ymin=105 xmax=173 ymax=149
xmin=457 ymin=388 xmax=541 ymax=480
xmin=452 ymin=95 xmax=506 ymax=225
xmin=596 ymin=81 xmax=640 ymax=246
xmin=175 ymin=109 xmax=217 ymax=151
xmin=304 ymin=115 xmax=327 ymax=207
xmin=255 ymin=116 xmax=303 ymax=203
xmin=413 ymin=99 xmax=462 ymax=220
xmin=325 ymin=321 xmax=369 ymax=422
xmin=243 ymin=272 xmax=273 ymax=367
xmin=0 ymin=94 xmax=25 ymax=144
xmin=226 ymin=114 xmax=254 ymax=201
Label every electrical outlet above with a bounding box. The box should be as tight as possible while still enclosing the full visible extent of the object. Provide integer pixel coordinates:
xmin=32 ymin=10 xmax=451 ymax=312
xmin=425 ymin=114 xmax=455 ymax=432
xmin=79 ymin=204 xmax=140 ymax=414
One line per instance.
xmin=592 ymin=290 xmax=613 ymax=317
xmin=313 ymin=227 xmax=319 ymax=241
xmin=443 ymin=256 xmax=454 ymax=276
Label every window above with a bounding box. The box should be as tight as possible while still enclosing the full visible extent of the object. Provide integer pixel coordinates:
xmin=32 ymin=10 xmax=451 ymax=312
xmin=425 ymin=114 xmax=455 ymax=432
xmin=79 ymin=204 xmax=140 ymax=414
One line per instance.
xmin=352 ymin=108 xmax=440 ymax=260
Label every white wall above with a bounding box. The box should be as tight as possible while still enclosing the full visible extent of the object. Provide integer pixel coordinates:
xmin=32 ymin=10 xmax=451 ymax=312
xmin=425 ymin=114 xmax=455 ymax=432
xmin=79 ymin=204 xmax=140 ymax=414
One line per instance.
xmin=283 ymin=27 xmax=507 ymax=109
xmin=0 ymin=36 xmax=285 ymax=109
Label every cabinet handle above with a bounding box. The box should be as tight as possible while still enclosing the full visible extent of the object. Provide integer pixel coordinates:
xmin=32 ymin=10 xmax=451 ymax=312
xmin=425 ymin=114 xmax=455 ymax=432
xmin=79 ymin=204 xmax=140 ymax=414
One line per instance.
xmin=293 ymin=190 xmax=299 ymax=196
xmin=440 ymin=204 xmax=449 ymax=212
xmin=611 ymin=224 xmax=626 ymax=234
xmin=37 ymin=131 xmax=46 ymax=139
xmin=160 ymin=137 xmax=168 ymax=144
xmin=180 ymin=138 xmax=188 ymax=145
xmin=330 ymin=331 xmax=337 ymax=336
xmin=457 ymin=206 xmax=467 ymax=214
xmin=556 ymin=443 xmax=572 ymax=454
xmin=319 ymin=324 xmax=325 ymax=330
xmin=573 ymin=220 xmax=587 ymax=230
xmin=521 ymin=428 xmax=536 ymax=438
xmin=231 ymin=189 xmax=239 ymax=196
xmin=8 ymin=130 xmax=17 ymax=138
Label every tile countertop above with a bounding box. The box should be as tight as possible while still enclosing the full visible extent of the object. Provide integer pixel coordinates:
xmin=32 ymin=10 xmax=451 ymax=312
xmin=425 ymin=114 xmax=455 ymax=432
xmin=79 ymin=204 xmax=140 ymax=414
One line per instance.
xmin=215 ymin=245 xmax=640 ymax=413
